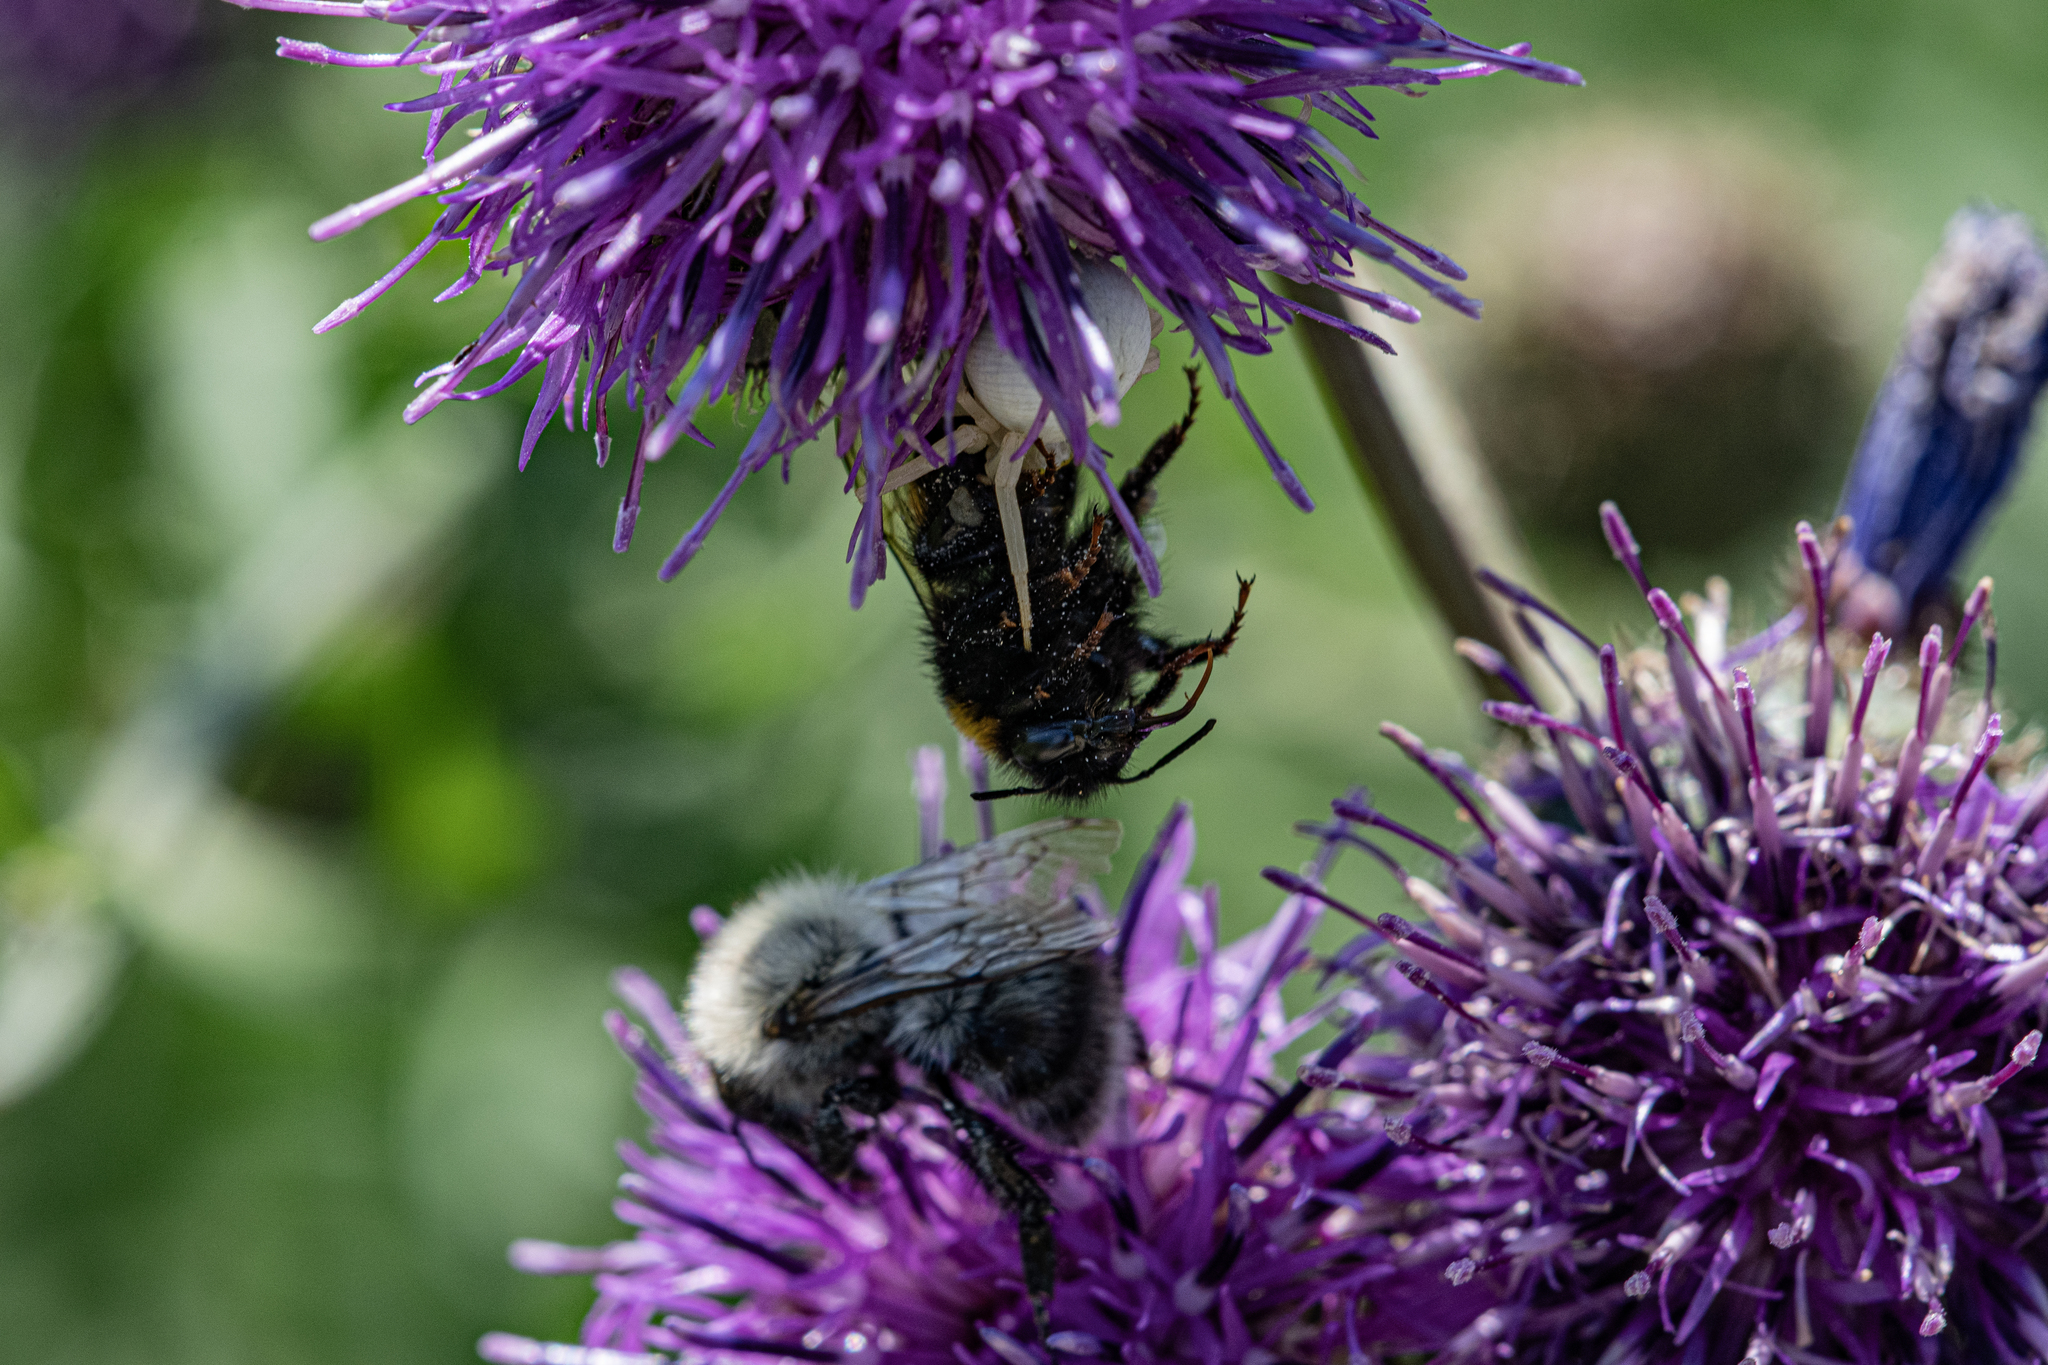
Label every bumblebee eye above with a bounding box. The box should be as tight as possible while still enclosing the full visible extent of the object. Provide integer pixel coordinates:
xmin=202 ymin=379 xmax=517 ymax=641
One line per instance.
xmin=1092 ymin=711 xmax=1139 ymax=738
xmin=1015 ymin=723 xmax=1089 ymax=762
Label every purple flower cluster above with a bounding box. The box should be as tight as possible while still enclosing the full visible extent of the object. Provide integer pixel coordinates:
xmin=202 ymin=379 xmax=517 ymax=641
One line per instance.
xmin=477 ymin=770 xmax=1508 ymax=1365
xmin=227 ymin=0 xmax=1575 ymax=599
xmin=471 ymin=497 xmax=2048 ymax=1363
xmin=1289 ymin=504 xmax=2048 ymax=1363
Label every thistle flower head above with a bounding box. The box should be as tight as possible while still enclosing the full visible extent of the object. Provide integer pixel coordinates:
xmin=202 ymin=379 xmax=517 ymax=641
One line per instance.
xmin=478 ymin=753 xmax=1504 ymax=1364
xmin=1315 ymin=504 xmax=2048 ymax=1362
xmin=231 ymin=0 xmax=1576 ymax=600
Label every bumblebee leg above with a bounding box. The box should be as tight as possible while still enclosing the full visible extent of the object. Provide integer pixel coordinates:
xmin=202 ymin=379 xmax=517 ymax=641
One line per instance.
xmin=1050 ymin=514 xmax=1106 ymax=598
xmin=1125 ymin=1014 xmax=1150 ymax=1069
xmin=989 ymin=435 xmax=1036 ymax=652
xmin=1065 ymin=610 xmax=1116 ymax=669
xmin=1024 ymin=607 xmax=1117 ymax=700
xmin=1013 ymin=519 xmax=1112 ymax=692
xmin=832 ymin=1068 xmax=903 ymax=1116
xmin=813 ymin=1071 xmax=904 ymax=1180
xmin=1116 ymin=367 xmax=1201 ymax=512
xmin=1135 ymin=575 xmax=1254 ymax=713
xmin=811 ymin=1107 xmax=863 ymax=1179
xmin=925 ymin=1072 xmax=1056 ymax=1340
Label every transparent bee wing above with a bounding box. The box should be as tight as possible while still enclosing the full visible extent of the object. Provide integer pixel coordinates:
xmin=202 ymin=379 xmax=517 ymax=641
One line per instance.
xmin=784 ymin=912 xmax=1113 ymax=1027
xmin=867 ymin=817 xmax=1120 ymax=921
xmin=777 ymin=818 xmax=1121 ymax=1028
xmin=882 ymin=477 xmax=940 ymax=619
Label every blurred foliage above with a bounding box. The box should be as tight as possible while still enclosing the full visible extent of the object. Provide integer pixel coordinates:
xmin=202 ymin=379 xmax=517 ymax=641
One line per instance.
xmin=0 ymin=2 xmax=2045 ymax=1363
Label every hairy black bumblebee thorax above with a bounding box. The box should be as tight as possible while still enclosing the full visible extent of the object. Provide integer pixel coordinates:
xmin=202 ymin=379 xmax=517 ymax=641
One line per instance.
xmin=883 ymin=374 xmax=1248 ymax=802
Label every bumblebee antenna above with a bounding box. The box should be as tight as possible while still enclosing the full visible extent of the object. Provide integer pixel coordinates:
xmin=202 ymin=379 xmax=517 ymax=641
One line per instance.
xmin=972 ymin=718 xmax=1222 ymax=800
xmin=1139 ymin=650 xmax=1220 ymax=731
xmin=1107 ymin=718 xmax=1219 ymax=787
xmin=972 ymin=783 xmax=1049 ymax=802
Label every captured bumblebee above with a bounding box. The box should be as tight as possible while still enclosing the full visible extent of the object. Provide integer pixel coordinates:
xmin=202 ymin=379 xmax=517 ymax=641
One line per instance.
xmin=884 ymin=371 xmax=1251 ymax=803
xmin=685 ymin=818 xmax=1127 ymax=1330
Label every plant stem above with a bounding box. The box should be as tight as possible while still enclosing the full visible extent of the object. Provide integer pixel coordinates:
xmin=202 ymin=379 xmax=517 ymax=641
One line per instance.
xmin=1283 ymin=276 xmax=1555 ymax=706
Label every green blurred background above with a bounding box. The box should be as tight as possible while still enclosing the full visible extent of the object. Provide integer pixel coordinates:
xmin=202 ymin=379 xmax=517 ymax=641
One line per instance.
xmin=1 ymin=2 xmax=2044 ymax=1361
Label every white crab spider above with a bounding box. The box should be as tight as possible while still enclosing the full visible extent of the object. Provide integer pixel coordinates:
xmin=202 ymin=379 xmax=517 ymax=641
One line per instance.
xmin=864 ymin=258 xmax=1163 ymax=650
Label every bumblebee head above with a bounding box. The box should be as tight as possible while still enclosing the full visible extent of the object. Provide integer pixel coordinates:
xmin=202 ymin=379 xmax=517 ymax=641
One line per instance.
xmin=978 ymin=627 xmax=1233 ymax=801
xmin=1011 ymin=712 xmax=1138 ymax=765
xmin=993 ymin=712 xmax=1138 ymax=801
xmin=979 ymin=712 xmax=1218 ymax=804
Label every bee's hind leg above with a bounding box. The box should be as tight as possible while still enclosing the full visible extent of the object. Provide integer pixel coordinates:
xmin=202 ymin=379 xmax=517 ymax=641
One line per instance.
xmin=813 ymin=1070 xmax=903 ymax=1179
xmin=1116 ymin=366 xmax=1201 ymax=512
xmin=1135 ymin=574 xmax=1254 ymax=713
xmin=924 ymin=1072 xmax=1057 ymax=1341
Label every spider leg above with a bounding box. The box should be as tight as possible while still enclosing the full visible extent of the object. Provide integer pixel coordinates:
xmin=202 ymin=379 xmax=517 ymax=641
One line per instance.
xmin=857 ymin=414 xmax=984 ymax=506
xmin=990 ymin=435 xmax=1036 ymax=651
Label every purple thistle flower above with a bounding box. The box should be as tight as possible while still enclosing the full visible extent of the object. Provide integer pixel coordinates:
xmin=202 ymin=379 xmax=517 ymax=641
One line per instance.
xmin=1302 ymin=503 xmax=2048 ymax=1363
xmin=476 ymin=754 xmax=1501 ymax=1364
xmin=225 ymin=0 xmax=1576 ymax=602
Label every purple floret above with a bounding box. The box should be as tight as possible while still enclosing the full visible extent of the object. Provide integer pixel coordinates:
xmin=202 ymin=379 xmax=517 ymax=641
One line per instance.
xmin=226 ymin=0 xmax=1576 ymax=601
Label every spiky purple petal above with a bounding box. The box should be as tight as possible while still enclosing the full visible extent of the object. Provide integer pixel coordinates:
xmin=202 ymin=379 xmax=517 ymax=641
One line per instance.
xmin=230 ymin=0 xmax=1575 ymax=595
xmin=1334 ymin=506 xmax=2048 ymax=1363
